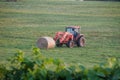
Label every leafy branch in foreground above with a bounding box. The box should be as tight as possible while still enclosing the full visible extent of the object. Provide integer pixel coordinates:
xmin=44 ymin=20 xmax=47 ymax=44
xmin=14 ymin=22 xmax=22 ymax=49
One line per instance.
xmin=0 ymin=48 xmax=120 ymax=80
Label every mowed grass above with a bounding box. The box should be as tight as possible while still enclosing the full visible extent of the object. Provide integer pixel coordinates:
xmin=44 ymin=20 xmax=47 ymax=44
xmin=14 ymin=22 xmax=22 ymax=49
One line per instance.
xmin=0 ymin=0 xmax=120 ymax=67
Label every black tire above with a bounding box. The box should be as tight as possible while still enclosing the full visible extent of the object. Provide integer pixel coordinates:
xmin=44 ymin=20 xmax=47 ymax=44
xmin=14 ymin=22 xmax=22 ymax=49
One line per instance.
xmin=56 ymin=39 xmax=63 ymax=47
xmin=67 ymin=40 xmax=74 ymax=48
xmin=66 ymin=43 xmax=69 ymax=47
xmin=77 ymin=37 xmax=85 ymax=47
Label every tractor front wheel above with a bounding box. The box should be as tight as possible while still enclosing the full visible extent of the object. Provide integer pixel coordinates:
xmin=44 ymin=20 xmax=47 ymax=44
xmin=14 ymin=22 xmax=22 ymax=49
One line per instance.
xmin=67 ymin=40 xmax=74 ymax=48
xmin=56 ymin=39 xmax=63 ymax=47
xmin=77 ymin=37 xmax=85 ymax=47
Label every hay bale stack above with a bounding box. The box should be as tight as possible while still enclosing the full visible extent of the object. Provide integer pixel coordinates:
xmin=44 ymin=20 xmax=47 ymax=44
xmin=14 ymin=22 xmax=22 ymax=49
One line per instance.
xmin=37 ymin=37 xmax=55 ymax=49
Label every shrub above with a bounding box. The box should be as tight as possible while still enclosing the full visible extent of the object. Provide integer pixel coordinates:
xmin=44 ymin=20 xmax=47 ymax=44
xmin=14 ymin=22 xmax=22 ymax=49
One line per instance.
xmin=0 ymin=48 xmax=120 ymax=80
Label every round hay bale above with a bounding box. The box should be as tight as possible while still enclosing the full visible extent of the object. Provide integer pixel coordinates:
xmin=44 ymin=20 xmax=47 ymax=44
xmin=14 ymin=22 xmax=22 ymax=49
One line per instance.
xmin=37 ymin=37 xmax=55 ymax=49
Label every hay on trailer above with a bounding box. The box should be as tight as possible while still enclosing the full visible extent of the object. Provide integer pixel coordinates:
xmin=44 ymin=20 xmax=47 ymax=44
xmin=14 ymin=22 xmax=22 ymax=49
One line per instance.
xmin=37 ymin=37 xmax=55 ymax=49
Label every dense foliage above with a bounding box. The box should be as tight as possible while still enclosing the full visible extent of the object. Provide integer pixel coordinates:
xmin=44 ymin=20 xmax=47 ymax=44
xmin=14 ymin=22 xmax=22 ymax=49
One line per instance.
xmin=0 ymin=48 xmax=120 ymax=80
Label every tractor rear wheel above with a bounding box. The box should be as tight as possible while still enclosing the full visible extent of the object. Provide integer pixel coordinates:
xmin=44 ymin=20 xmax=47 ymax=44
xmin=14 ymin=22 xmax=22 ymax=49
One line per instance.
xmin=77 ymin=37 xmax=85 ymax=47
xmin=67 ymin=40 xmax=74 ymax=48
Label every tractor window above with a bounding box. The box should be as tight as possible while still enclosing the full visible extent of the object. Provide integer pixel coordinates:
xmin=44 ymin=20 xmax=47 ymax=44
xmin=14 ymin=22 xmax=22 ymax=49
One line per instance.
xmin=74 ymin=28 xmax=79 ymax=33
xmin=66 ymin=28 xmax=70 ymax=32
xmin=66 ymin=28 xmax=79 ymax=33
xmin=66 ymin=28 xmax=74 ymax=34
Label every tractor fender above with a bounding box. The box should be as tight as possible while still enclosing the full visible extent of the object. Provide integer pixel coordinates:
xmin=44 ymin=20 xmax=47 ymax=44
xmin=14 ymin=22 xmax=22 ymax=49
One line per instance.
xmin=80 ymin=34 xmax=84 ymax=37
xmin=76 ymin=34 xmax=84 ymax=40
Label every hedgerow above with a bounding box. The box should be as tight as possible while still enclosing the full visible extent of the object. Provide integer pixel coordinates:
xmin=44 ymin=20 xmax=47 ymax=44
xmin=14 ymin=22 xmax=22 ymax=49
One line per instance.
xmin=0 ymin=48 xmax=120 ymax=80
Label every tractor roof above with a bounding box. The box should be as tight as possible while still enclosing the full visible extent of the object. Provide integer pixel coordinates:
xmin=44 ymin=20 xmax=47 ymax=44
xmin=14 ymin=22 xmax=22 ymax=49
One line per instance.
xmin=66 ymin=26 xmax=80 ymax=29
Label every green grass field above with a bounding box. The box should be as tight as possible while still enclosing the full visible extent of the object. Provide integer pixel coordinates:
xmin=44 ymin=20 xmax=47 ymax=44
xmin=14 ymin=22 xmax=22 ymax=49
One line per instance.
xmin=0 ymin=0 xmax=120 ymax=67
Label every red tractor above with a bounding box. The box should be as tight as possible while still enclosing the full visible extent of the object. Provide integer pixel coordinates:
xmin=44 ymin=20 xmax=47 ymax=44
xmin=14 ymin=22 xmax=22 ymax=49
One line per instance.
xmin=54 ymin=26 xmax=85 ymax=48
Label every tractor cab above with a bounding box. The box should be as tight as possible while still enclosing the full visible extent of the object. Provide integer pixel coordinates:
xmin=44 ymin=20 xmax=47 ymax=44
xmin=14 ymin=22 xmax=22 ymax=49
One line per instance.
xmin=66 ymin=26 xmax=80 ymax=38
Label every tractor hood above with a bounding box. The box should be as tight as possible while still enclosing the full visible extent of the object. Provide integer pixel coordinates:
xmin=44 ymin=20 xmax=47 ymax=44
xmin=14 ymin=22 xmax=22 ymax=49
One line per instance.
xmin=54 ymin=31 xmax=73 ymax=43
